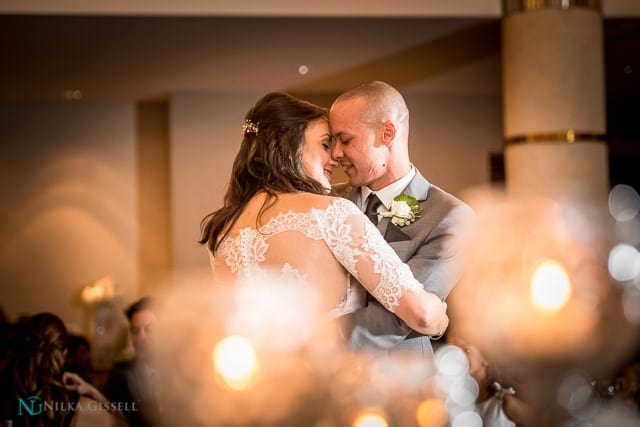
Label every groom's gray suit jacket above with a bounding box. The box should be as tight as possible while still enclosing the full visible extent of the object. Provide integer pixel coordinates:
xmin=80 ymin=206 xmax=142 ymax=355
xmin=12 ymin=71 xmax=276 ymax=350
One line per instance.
xmin=336 ymin=169 xmax=474 ymax=357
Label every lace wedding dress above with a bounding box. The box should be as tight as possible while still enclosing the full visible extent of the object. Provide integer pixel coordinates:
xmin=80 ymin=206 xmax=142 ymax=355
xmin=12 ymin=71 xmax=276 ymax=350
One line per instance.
xmin=209 ymin=192 xmax=422 ymax=319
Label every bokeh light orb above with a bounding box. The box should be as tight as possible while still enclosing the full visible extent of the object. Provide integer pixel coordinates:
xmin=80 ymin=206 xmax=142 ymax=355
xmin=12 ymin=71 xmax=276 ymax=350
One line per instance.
xmin=608 ymin=244 xmax=640 ymax=282
xmin=435 ymin=345 xmax=469 ymax=377
xmin=448 ymin=376 xmax=479 ymax=407
xmin=451 ymin=410 xmax=482 ymax=427
xmin=608 ymin=184 xmax=640 ymax=222
xmin=530 ymin=259 xmax=572 ymax=311
xmin=557 ymin=370 xmax=594 ymax=416
xmin=213 ymin=335 xmax=258 ymax=390
xmin=416 ymin=399 xmax=448 ymax=427
xmin=353 ymin=409 xmax=388 ymax=427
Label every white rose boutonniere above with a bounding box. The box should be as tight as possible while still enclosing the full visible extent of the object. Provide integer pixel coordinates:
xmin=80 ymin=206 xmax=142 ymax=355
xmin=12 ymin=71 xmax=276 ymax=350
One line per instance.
xmin=381 ymin=194 xmax=420 ymax=227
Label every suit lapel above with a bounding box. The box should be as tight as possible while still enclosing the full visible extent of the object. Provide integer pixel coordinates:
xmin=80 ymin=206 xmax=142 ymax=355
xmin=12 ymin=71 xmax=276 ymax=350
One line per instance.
xmin=384 ymin=221 xmax=411 ymax=242
xmin=382 ymin=170 xmax=431 ymax=241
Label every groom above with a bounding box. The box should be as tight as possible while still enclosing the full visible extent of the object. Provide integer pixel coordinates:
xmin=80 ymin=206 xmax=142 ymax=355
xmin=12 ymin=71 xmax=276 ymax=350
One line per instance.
xmin=329 ymin=81 xmax=474 ymax=357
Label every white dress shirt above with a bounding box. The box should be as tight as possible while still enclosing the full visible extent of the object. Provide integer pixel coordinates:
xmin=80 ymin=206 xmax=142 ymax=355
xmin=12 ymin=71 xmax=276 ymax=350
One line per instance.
xmin=359 ymin=166 xmax=416 ymax=220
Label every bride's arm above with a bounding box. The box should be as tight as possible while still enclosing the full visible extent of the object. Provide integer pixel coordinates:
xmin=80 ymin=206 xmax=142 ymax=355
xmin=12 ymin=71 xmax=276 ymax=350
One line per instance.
xmin=317 ymin=199 xmax=448 ymax=336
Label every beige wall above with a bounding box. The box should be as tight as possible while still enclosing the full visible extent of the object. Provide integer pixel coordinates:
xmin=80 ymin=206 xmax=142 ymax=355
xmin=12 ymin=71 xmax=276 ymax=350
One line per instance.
xmin=405 ymin=92 xmax=503 ymax=195
xmin=169 ymin=91 xmax=262 ymax=274
xmin=0 ymin=101 xmax=138 ymax=332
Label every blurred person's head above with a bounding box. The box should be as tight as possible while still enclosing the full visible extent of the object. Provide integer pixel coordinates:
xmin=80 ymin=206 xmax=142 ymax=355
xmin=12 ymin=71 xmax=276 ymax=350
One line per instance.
xmin=125 ymin=297 xmax=156 ymax=362
xmin=13 ymin=313 xmax=69 ymax=389
xmin=8 ymin=312 xmax=75 ymax=424
xmin=65 ymin=334 xmax=92 ymax=373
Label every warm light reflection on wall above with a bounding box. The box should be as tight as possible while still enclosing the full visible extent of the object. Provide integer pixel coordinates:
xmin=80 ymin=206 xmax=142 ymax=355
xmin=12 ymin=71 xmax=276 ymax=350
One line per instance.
xmin=1 ymin=142 xmax=138 ymax=327
xmin=213 ymin=335 xmax=258 ymax=391
xmin=530 ymin=259 xmax=572 ymax=311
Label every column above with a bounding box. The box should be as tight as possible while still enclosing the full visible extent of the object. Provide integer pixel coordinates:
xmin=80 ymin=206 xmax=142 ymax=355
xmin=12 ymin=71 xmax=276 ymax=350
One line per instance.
xmin=502 ymin=0 xmax=608 ymax=205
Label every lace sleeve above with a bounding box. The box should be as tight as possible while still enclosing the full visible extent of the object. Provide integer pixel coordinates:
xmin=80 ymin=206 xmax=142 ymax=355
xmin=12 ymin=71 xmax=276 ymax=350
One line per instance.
xmin=314 ymin=198 xmax=422 ymax=312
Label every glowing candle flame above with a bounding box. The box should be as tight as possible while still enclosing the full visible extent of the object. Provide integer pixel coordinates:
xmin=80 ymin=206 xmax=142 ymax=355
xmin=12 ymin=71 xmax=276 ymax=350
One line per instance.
xmin=530 ymin=259 xmax=572 ymax=311
xmin=353 ymin=409 xmax=388 ymax=427
xmin=212 ymin=335 xmax=258 ymax=390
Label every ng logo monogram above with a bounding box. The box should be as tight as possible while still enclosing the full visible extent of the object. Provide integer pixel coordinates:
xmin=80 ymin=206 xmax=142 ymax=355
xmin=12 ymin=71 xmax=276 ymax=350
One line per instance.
xmin=17 ymin=396 xmax=43 ymax=416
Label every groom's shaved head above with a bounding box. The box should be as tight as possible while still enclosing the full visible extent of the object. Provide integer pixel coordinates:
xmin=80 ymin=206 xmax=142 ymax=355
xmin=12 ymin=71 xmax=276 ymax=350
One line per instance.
xmin=332 ymin=81 xmax=409 ymax=130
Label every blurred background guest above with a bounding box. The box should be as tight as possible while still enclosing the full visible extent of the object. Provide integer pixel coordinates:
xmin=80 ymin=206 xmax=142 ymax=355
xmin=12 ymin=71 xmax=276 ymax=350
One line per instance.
xmin=104 ymin=297 xmax=159 ymax=427
xmin=64 ymin=335 xmax=97 ymax=387
xmin=0 ymin=312 xmax=77 ymax=426
xmin=0 ymin=312 xmax=127 ymax=427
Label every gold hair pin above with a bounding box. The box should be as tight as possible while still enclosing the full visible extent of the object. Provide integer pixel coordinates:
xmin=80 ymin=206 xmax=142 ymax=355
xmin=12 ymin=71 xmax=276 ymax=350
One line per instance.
xmin=242 ymin=119 xmax=259 ymax=135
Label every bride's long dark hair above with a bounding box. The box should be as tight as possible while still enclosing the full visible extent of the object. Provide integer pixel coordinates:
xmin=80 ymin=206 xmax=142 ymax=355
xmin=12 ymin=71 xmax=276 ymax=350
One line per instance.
xmin=199 ymin=92 xmax=329 ymax=254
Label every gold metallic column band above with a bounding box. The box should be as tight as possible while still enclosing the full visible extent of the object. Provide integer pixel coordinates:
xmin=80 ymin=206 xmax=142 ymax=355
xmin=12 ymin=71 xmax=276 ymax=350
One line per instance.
xmin=504 ymin=131 xmax=606 ymax=145
xmin=504 ymin=0 xmax=600 ymax=14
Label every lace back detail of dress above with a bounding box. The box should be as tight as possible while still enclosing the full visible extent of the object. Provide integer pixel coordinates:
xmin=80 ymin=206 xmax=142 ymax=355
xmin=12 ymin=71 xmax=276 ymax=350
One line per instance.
xmin=215 ymin=197 xmax=422 ymax=314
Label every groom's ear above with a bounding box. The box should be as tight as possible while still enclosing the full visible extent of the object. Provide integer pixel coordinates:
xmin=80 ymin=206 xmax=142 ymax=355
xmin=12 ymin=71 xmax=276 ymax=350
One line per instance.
xmin=380 ymin=121 xmax=396 ymax=147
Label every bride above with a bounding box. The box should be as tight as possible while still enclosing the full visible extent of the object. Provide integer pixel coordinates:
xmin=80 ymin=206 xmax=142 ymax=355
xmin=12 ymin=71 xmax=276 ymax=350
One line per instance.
xmin=199 ymin=92 xmax=447 ymax=337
